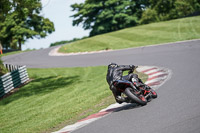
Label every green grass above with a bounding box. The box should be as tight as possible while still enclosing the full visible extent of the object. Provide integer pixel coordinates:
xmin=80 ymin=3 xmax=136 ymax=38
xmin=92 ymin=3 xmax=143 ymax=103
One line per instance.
xmin=59 ymin=16 xmax=200 ymax=53
xmin=0 ymin=49 xmax=35 ymax=57
xmin=0 ymin=51 xmax=23 ymax=57
xmin=0 ymin=66 xmax=147 ymax=133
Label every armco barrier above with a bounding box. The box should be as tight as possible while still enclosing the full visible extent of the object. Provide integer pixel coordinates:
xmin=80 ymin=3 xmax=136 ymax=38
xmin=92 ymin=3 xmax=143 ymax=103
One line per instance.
xmin=0 ymin=65 xmax=29 ymax=98
xmin=3 ymin=64 xmax=21 ymax=72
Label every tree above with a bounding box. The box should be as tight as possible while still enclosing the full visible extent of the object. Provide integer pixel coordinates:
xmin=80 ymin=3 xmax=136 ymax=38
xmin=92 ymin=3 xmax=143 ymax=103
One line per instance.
xmin=140 ymin=9 xmax=159 ymax=24
xmin=0 ymin=0 xmax=55 ymax=50
xmin=0 ymin=0 xmax=10 ymax=49
xmin=170 ymin=0 xmax=195 ymax=19
xmin=140 ymin=0 xmax=200 ymax=24
xmin=71 ymin=0 xmax=149 ymax=36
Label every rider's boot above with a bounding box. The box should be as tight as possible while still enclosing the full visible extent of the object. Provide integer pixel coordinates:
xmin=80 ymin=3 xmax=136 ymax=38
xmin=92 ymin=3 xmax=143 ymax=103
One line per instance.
xmin=116 ymin=96 xmax=125 ymax=104
xmin=116 ymin=96 xmax=131 ymax=104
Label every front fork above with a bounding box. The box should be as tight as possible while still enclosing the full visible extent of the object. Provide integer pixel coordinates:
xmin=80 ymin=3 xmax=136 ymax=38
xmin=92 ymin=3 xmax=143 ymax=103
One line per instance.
xmin=140 ymin=85 xmax=153 ymax=100
xmin=134 ymin=83 xmax=152 ymax=99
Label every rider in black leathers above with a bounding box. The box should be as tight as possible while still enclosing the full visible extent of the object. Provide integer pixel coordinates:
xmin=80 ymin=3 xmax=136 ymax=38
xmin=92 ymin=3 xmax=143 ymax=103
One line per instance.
xmin=106 ymin=63 xmax=144 ymax=104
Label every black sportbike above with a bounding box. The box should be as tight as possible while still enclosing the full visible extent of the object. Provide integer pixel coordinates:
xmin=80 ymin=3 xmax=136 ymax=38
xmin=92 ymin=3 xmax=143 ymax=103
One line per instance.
xmin=113 ymin=70 xmax=157 ymax=106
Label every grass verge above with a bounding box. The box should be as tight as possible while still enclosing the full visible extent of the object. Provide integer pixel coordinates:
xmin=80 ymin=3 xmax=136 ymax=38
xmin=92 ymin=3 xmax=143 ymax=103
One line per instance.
xmin=0 ymin=49 xmax=35 ymax=57
xmin=59 ymin=16 xmax=200 ymax=53
xmin=0 ymin=66 xmax=147 ymax=133
xmin=0 ymin=51 xmax=24 ymax=57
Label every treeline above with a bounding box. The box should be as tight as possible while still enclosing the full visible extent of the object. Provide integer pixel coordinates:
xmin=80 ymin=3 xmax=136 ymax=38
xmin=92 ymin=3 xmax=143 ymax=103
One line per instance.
xmin=140 ymin=0 xmax=200 ymax=24
xmin=71 ymin=0 xmax=200 ymax=37
xmin=0 ymin=0 xmax=55 ymax=50
xmin=50 ymin=36 xmax=88 ymax=47
xmin=1 ymin=0 xmax=199 ymax=50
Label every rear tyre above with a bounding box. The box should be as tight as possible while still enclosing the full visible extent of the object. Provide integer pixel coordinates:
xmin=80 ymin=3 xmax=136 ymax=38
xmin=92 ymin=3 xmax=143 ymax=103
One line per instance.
xmin=124 ymin=87 xmax=147 ymax=106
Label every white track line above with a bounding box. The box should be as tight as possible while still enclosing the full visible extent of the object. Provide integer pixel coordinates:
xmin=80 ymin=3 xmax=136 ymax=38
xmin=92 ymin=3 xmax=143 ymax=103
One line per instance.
xmin=49 ymin=39 xmax=200 ymax=57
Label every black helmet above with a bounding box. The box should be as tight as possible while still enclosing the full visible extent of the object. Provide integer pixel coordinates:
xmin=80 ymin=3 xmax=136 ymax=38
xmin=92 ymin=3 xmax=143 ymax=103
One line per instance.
xmin=108 ymin=63 xmax=118 ymax=68
xmin=130 ymin=65 xmax=138 ymax=71
xmin=129 ymin=64 xmax=135 ymax=69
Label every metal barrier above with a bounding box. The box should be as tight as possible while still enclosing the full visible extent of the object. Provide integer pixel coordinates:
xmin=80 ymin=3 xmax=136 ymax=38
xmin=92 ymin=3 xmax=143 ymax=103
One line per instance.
xmin=0 ymin=65 xmax=29 ymax=98
xmin=3 ymin=64 xmax=21 ymax=72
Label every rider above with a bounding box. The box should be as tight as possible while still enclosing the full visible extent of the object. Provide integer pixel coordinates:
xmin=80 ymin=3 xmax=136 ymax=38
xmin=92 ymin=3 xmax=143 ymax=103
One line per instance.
xmin=106 ymin=63 xmax=144 ymax=104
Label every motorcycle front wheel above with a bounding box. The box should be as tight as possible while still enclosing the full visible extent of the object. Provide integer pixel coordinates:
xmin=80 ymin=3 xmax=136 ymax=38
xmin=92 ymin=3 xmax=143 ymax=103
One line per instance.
xmin=124 ymin=87 xmax=147 ymax=106
xmin=150 ymin=89 xmax=158 ymax=98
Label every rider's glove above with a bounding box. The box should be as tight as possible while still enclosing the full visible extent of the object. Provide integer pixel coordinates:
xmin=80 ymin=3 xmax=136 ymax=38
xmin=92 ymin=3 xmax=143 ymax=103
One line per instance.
xmin=129 ymin=64 xmax=135 ymax=70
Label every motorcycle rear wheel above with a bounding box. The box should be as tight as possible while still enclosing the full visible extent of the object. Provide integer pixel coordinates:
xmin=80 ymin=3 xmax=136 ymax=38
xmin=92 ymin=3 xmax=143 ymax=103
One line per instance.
xmin=124 ymin=87 xmax=147 ymax=106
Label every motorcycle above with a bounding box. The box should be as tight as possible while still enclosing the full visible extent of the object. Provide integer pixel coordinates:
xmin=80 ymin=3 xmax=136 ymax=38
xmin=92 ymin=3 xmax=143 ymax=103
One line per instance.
xmin=113 ymin=69 xmax=157 ymax=106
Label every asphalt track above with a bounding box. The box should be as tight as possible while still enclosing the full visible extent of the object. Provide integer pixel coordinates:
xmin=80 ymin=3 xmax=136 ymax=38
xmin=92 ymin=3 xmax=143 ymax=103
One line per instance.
xmin=2 ymin=40 xmax=200 ymax=133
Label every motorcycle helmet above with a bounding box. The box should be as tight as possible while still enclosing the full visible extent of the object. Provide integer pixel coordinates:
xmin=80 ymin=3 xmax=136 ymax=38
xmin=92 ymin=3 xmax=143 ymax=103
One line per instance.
xmin=108 ymin=63 xmax=118 ymax=68
xmin=129 ymin=64 xmax=135 ymax=70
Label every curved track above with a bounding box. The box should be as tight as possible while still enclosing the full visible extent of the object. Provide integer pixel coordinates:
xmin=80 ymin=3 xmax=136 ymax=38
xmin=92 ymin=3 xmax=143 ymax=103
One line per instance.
xmin=2 ymin=40 xmax=200 ymax=133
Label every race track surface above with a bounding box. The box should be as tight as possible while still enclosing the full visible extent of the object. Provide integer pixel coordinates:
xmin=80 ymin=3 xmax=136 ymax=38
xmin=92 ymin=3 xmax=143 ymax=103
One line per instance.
xmin=3 ymin=40 xmax=200 ymax=133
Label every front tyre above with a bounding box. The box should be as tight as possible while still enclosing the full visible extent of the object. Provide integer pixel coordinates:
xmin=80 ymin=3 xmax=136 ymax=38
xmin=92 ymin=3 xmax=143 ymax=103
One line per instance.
xmin=124 ymin=87 xmax=147 ymax=106
xmin=150 ymin=89 xmax=157 ymax=98
xmin=145 ymin=85 xmax=158 ymax=98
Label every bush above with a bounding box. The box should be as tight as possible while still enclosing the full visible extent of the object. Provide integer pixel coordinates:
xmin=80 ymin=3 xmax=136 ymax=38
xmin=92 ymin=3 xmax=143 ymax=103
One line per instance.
xmin=140 ymin=9 xmax=159 ymax=24
xmin=0 ymin=58 xmax=8 ymax=76
xmin=169 ymin=0 xmax=195 ymax=19
xmin=141 ymin=0 xmax=200 ymax=24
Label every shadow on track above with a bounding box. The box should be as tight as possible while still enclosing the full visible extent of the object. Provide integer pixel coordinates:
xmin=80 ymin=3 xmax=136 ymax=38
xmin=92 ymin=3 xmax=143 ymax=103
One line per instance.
xmin=112 ymin=103 xmax=143 ymax=113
